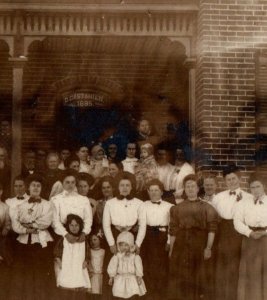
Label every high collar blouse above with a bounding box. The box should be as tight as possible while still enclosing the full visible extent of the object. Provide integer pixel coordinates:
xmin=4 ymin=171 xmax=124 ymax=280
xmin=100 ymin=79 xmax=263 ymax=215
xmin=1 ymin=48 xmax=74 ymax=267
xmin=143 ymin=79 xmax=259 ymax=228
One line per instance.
xmin=103 ymin=197 xmax=146 ymax=247
xmin=234 ymin=194 xmax=267 ymax=237
xmin=51 ymin=190 xmax=92 ymax=236
xmin=212 ymin=188 xmax=253 ymax=220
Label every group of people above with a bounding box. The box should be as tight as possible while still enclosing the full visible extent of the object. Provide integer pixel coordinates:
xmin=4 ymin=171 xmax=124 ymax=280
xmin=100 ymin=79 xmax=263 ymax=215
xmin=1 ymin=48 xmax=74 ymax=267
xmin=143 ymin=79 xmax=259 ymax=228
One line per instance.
xmin=0 ymin=119 xmax=265 ymax=300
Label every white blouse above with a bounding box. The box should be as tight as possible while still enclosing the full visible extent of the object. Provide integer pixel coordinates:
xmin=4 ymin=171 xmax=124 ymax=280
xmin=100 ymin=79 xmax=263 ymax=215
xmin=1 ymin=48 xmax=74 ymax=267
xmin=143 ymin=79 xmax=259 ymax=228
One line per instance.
xmin=12 ymin=199 xmax=53 ymax=247
xmin=6 ymin=193 xmax=29 ymax=219
xmin=234 ymin=194 xmax=267 ymax=237
xmin=169 ymin=162 xmax=195 ymax=195
xmin=52 ymin=190 xmax=92 ymax=236
xmin=157 ymin=163 xmax=175 ymax=191
xmin=103 ymin=197 xmax=146 ymax=247
xmin=212 ymin=188 xmax=253 ymax=220
xmin=143 ymin=199 xmax=173 ymax=227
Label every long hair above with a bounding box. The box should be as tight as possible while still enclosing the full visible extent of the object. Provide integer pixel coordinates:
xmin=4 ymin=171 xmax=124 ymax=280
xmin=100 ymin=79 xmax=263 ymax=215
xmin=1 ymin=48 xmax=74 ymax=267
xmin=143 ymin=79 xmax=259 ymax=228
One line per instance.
xmin=65 ymin=214 xmax=84 ymax=236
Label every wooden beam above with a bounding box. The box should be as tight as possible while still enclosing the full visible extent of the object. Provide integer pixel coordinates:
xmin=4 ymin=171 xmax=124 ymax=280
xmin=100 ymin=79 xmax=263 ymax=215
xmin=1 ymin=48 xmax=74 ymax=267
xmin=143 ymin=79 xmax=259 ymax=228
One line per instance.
xmin=8 ymin=56 xmax=27 ymax=181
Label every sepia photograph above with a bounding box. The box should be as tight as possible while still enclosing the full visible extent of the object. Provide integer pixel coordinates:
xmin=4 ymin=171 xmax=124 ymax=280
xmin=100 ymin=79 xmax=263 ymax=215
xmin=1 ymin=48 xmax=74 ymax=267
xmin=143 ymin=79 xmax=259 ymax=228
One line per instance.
xmin=0 ymin=0 xmax=267 ymax=299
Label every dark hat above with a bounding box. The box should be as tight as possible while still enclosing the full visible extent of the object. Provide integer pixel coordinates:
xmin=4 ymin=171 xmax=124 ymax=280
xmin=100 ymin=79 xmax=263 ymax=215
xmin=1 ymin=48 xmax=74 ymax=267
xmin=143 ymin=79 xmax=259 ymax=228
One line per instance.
xmin=223 ymin=164 xmax=241 ymax=177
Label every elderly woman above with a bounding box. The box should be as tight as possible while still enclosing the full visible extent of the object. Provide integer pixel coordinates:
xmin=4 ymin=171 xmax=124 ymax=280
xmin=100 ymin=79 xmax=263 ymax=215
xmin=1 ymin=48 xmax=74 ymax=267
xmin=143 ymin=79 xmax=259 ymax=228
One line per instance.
xmin=9 ymin=174 xmax=54 ymax=300
xmin=103 ymin=172 xmax=146 ymax=255
xmin=234 ymin=173 xmax=267 ymax=300
xmin=168 ymin=174 xmax=218 ymax=300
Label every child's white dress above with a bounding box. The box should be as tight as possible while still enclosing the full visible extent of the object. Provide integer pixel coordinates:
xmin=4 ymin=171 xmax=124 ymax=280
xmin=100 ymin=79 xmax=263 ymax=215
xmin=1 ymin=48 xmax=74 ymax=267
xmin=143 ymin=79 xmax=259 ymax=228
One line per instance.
xmin=57 ymin=238 xmax=91 ymax=289
xmin=89 ymin=248 xmax=105 ymax=294
xmin=107 ymin=252 xmax=146 ymax=299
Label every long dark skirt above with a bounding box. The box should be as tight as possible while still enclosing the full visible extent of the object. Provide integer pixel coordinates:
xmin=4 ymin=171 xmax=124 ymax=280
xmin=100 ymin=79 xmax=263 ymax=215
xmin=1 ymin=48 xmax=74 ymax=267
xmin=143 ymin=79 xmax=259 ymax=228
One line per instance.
xmin=57 ymin=287 xmax=89 ymax=300
xmin=167 ymin=228 xmax=207 ymax=300
xmin=215 ymin=219 xmax=242 ymax=300
xmin=237 ymin=235 xmax=267 ymax=300
xmin=0 ymin=259 xmax=11 ymax=298
xmin=8 ymin=241 xmax=54 ymax=300
xmin=142 ymin=226 xmax=168 ymax=300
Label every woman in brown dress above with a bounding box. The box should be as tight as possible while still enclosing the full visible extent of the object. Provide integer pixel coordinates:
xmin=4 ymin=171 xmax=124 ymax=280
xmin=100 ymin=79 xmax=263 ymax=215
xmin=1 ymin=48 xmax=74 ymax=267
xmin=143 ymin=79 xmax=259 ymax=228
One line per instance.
xmin=168 ymin=174 xmax=218 ymax=300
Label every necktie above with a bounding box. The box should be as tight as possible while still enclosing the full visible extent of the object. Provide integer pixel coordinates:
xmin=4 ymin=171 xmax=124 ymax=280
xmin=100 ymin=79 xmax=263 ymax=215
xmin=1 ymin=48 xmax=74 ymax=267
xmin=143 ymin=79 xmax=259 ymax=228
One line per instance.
xmin=229 ymin=191 xmax=236 ymax=196
xmin=28 ymin=197 xmax=42 ymax=204
xmin=17 ymin=196 xmax=24 ymax=200
xmin=151 ymin=201 xmax=161 ymax=205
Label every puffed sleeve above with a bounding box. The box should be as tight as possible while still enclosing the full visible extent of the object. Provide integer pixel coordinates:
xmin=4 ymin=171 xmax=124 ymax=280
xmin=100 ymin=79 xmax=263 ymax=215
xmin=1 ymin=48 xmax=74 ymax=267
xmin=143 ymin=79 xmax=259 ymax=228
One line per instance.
xmin=32 ymin=201 xmax=53 ymax=230
xmin=134 ymin=254 xmax=144 ymax=277
xmin=103 ymin=200 xmax=115 ymax=246
xmin=234 ymin=200 xmax=252 ymax=237
xmin=169 ymin=206 xmax=179 ymax=236
xmin=107 ymin=255 xmax=118 ymax=278
xmin=82 ymin=198 xmax=93 ymax=235
xmin=11 ymin=206 xmax=27 ymax=234
xmin=135 ymin=201 xmax=146 ymax=247
xmin=52 ymin=197 xmax=68 ymax=236
xmin=205 ymin=203 xmax=219 ymax=232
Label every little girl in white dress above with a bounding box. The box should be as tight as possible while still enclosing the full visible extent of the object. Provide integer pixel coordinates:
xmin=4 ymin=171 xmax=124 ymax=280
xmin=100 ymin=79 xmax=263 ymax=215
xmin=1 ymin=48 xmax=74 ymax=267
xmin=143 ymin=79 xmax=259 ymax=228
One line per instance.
xmin=107 ymin=231 xmax=146 ymax=299
xmin=89 ymin=233 xmax=105 ymax=299
xmin=54 ymin=214 xmax=91 ymax=300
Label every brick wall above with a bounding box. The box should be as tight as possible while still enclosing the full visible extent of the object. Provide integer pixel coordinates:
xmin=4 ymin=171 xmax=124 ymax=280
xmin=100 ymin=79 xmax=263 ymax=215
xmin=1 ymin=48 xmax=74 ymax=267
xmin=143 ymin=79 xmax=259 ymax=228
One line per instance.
xmin=196 ymin=0 xmax=267 ymax=187
xmin=22 ymin=40 xmax=188 ymax=152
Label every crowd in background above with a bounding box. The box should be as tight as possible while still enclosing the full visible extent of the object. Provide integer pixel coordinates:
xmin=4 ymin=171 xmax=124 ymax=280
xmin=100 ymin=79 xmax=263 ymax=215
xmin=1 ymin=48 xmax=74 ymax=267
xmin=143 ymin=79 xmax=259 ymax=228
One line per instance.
xmin=0 ymin=118 xmax=265 ymax=300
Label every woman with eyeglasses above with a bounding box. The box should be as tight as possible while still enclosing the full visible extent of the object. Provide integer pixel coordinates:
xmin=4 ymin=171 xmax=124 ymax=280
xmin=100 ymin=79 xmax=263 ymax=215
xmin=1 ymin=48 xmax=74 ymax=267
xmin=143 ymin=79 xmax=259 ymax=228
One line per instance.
xmin=234 ymin=173 xmax=267 ymax=300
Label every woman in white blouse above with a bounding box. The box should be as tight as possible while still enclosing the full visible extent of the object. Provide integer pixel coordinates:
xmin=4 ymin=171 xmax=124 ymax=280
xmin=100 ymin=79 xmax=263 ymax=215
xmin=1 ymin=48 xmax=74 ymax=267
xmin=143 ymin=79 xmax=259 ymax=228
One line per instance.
xmin=234 ymin=173 xmax=267 ymax=300
xmin=103 ymin=172 xmax=146 ymax=255
xmin=9 ymin=174 xmax=54 ymax=300
xmin=51 ymin=169 xmax=92 ymax=243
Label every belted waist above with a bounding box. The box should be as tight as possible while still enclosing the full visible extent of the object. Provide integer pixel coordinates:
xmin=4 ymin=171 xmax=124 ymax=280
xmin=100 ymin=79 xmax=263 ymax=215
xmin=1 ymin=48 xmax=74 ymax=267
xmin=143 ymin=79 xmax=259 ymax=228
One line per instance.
xmin=115 ymin=225 xmax=133 ymax=232
xmin=249 ymin=226 xmax=267 ymax=231
xmin=111 ymin=223 xmax=138 ymax=233
xmin=147 ymin=225 xmax=168 ymax=233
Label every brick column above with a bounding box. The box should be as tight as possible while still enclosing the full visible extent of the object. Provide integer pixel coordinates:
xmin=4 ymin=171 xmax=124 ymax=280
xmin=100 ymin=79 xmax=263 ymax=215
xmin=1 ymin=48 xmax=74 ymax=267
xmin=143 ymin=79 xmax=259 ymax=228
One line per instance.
xmin=8 ymin=57 xmax=27 ymax=181
xmin=195 ymin=0 xmax=267 ymax=185
xmin=184 ymin=57 xmax=197 ymax=162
